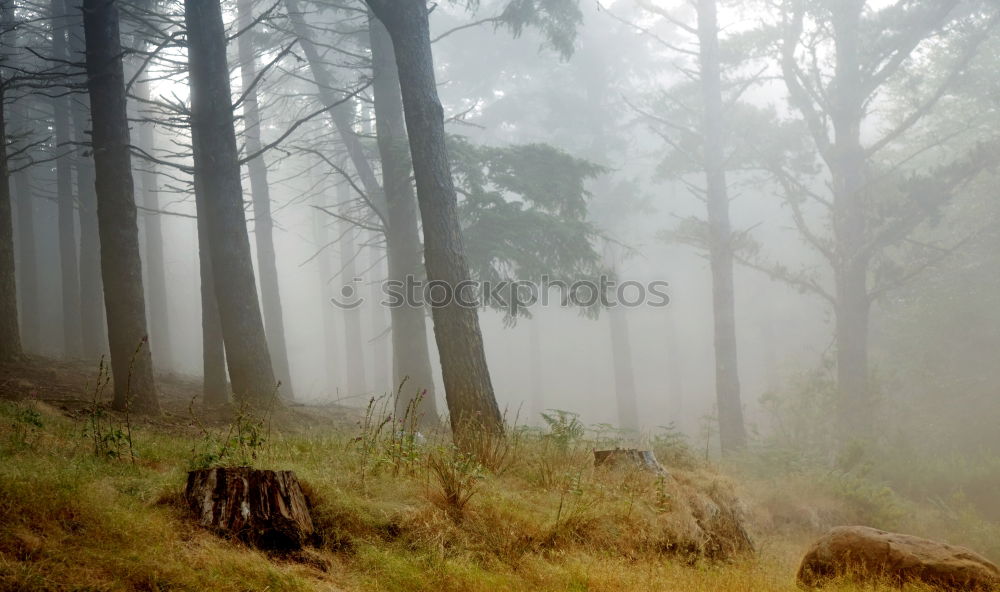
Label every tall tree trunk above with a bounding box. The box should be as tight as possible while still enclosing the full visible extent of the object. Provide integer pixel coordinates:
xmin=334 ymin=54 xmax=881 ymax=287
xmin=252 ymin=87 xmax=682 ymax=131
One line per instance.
xmin=11 ymin=168 xmax=35 ymax=351
xmin=835 ymin=263 xmax=871 ymax=438
xmin=665 ymin=312 xmax=684 ymax=425
xmin=366 ymin=2 xmax=502 ymax=438
xmin=53 ymin=0 xmax=82 ymax=358
xmin=67 ymin=2 xmax=106 ymax=360
xmin=135 ymin=80 xmax=172 ymax=370
xmin=367 ymin=237 xmax=391 ymax=393
xmin=829 ymin=2 xmax=872 ymax=440
xmin=370 ymin=12 xmax=437 ymax=424
xmin=4 ymin=1 xmax=33 ymax=354
xmin=337 ymin=179 xmax=368 ymax=397
xmin=184 ymin=0 xmax=276 ymax=405
xmin=237 ymin=0 xmax=293 ymax=398
xmin=313 ymin=188 xmax=339 ymax=397
xmin=195 ymin=173 xmax=228 ymax=406
xmin=81 ymin=0 xmax=158 ymax=413
xmin=608 ymin=300 xmax=639 ymax=432
xmin=528 ymin=316 xmax=543 ymax=422
xmin=0 ymin=0 xmax=20 ymax=362
xmin=697 ymin=0 xmax=747 ymax=452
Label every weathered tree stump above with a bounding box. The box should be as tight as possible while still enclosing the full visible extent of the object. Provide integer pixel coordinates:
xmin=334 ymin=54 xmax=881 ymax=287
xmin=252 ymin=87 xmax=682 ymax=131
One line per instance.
xmin=185 ymin=467 xmax=314 ymax=550
xmin=594 ymin=448 xmax=669 ymax=476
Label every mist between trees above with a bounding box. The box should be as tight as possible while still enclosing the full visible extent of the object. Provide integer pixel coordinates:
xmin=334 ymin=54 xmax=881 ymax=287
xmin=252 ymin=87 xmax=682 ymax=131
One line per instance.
xmin=331 ymin=275 xmax=671 ymax=314
xmin=0 ymin=0 xmax=998 ymax=466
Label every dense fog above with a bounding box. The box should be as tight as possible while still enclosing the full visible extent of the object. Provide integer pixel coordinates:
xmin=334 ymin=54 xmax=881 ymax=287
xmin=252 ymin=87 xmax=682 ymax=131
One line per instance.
xmin=4 ymin=0 xmax=999 ymax=469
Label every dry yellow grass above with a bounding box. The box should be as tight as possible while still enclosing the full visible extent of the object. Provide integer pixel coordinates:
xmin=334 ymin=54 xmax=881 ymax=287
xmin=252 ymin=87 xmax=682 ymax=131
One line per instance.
xmin=0 ymin=398 xmax=983 ymax=592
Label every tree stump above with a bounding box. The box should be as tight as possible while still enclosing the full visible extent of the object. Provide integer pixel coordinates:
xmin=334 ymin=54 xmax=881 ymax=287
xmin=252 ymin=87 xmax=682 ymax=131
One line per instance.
xmin=594 ymin=448 xmax=669 ymax=476
xmin=185 ymin=467 xmax=314 ymax=550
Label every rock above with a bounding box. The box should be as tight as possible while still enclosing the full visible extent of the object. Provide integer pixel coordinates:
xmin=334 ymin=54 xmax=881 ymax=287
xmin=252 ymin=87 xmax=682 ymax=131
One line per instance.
xmin=797 ymin=525 xmax=1000 ymax=591
xmin=185 ymin=467 xmax=314 ymax=550
xmin=594 ymin=448 xmax=669 ymax=476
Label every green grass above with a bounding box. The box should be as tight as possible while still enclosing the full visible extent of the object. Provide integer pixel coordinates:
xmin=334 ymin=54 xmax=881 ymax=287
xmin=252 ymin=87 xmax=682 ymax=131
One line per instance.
xmin=0 ymin=398 xmax=991 ymax=591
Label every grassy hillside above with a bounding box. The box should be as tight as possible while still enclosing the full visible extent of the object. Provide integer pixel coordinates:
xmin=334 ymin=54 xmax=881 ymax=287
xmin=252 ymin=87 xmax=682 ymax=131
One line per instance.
xmin=0 ymin=360 xmax=994 ymax=591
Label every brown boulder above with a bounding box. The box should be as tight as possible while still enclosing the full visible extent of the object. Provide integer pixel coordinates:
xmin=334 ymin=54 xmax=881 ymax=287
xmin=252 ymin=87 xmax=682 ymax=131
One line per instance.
xmin=797 ymin=525 xmax=1000 ymax=591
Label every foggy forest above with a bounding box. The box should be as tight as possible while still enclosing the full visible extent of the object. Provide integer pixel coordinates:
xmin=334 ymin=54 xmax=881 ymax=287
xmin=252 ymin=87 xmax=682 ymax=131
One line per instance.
xmin=1 ymin=0 xmax=999 ymax=590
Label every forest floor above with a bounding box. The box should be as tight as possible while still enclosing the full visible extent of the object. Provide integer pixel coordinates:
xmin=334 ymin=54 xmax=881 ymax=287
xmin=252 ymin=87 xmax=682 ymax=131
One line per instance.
xmin=0 ymin=357 xmax=994 ymax=591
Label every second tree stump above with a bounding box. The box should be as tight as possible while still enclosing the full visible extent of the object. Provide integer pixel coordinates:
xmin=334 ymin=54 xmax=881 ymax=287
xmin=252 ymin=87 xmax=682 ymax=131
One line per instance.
xmin=594 ymin=448 xmax=669 ymax=476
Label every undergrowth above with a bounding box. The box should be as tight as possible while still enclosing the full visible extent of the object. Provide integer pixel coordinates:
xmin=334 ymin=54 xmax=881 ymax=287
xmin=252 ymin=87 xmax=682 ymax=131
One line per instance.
xmin=0 ymin=396 xmax=995 ymax=592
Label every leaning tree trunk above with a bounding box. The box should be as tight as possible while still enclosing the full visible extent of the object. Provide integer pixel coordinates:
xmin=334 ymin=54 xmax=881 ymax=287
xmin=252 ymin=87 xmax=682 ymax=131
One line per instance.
xmin=337 ymin=179 xmax=368 ymax=397
xmin=370 ymin=12 xmax=438 ymax=424
xmin=185 ymin=0 xmax=276 ymax=405
xmin=366 ymin=1 xmax=503 ymax=438
xmin=0 ymin=40 xmax=20 ymax=361
xmin=67 ymin=1 xmax=106 ymax=361
xmin=237 ymin=0 xmax=293 ymax=398
xmin=698 ymin=0 xmax=746 ymax=452
xmin=53 ymin=0 xmax=82 ymax=358
xmin=81 ymin=0 xmax=158 ymax=413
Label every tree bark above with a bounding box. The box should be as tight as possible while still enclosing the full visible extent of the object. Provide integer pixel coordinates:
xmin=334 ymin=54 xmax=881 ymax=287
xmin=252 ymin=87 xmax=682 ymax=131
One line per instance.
xmin=195 ymin=172 xmax=229 ymax=407
xmin=185 ymin=0 xmax=276 ymax=405
xmin=366 ymin=2 xmax=503 ymax=438
xmin=0 ymin=0 xmax=22 ymax=362
xmin=185 ymin=467 xmax=314 ymax=550
xmin=0 ymin=1 xmax=20 ymax=362
xmin=179 ymin=21 xmax=227 ymax=406
xmin=370 ymin=12 xmax=437 ymax=424
xmin=67 ymin=0 xmax=106 ymax=361
xmin=237 ymin=0 xmax=293 ymax=399
xmin=135 ymin=80 xmax=172 ymax=371
xmin=53 ymin=0 xmax=82 ymax=358
xmin=81 ymin=0 xmax=158 ymax=413
xmin=10 ymin=168 xmax=35 ymax=351
xmin=697 ymin=0 xmax=747 ymax=452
